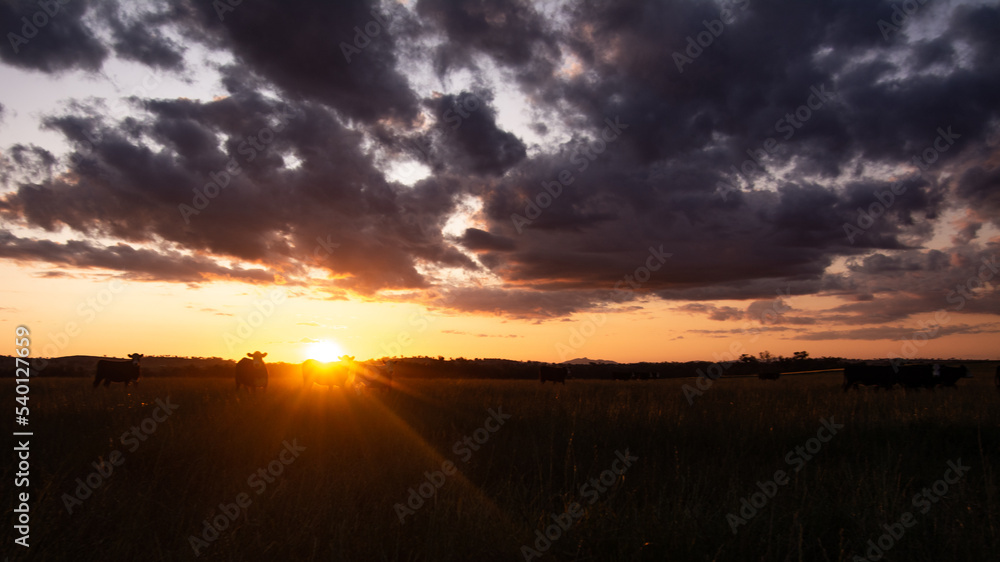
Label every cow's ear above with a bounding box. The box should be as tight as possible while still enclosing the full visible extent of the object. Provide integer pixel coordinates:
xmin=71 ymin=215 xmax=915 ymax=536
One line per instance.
xmin=262 ymin=353 xmax=267 ymax=358
xmin=247 ymin=353 xmax=253 ymax=358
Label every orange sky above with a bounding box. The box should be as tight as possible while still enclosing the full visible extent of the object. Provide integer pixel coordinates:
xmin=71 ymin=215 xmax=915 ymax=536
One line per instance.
xmin=4 ymin=260 xmax=996 ymax=364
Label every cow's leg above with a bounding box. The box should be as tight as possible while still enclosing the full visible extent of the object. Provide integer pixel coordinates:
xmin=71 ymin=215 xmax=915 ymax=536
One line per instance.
xmin=93 ymin=375 xmax=102 ymax=388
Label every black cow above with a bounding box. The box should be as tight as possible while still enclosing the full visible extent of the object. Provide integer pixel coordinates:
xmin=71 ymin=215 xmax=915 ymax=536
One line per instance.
xmin=540 ymin=365 xmax=569 ymax=384
xmin=758 ymin=372 xmax=781 ymax=380
xmin=613 ymin=371 xmax=634 ymax=381
xmin=843 ymin=364 xmax=896 ymax=391
xmin=94 ymin=353 xmax=143 ymax=388
xmin=236 ymin=351 xmax=268 ymax=392
xmin=896 ymin=364 xmax=970 ymax=390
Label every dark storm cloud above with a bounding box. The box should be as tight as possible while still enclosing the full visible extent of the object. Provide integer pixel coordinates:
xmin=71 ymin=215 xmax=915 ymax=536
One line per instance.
xmin=414 ymin=0 xmax=558 ymax=79
xmin=0 ymin=144 xmax=56 ymax=186
xmin=846 ymin=251 xmax=950 ymax=275
xmin=822 ymin=245 xmax=1000 ymax=324
xmin=102 ymin=3 xmax=185 ymax=70
xmin=371 ymin=90 xmax=527 ymax=178
xmin=459 ymin=228 xmax=516 ymax=252
xmin=0 ymin=230 xmax=275 ymax=283
xmin=0 ymin=0 xmax=107 ymax=72
xmin=0 ymin=0 xmax=998 ymax=328
xmin=166 ymin=0 xmax=420 ymax=125
xmin=423 ymin=91 xmax=527 ymax=176
xmin=956 ymin=164 xmax=1000 ymax=228
xmin=0 ymin=91 xmax=473 ymax=292
xmin=456 ymin=0 xmax=1000 ymax=319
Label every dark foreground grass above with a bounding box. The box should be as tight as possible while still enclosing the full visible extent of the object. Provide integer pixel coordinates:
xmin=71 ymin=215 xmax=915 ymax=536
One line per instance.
xmin=2 ymin=365 xmax=998 ymax=561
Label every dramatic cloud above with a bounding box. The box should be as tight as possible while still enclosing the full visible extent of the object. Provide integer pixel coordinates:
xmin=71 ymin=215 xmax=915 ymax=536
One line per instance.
xmin=0 ymin=0 xmax=998 ymax=340
xmin=0 ymin=0 xmax=108 ymax=72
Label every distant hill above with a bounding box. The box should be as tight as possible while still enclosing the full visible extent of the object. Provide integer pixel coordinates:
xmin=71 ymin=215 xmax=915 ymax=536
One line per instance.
xmin=562 ymin=357 xmax=618 ymax=365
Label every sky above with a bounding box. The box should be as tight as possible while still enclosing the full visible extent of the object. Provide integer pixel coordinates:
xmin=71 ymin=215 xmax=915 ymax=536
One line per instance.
xmin=1 ymin=0 xmax=998 ymax=364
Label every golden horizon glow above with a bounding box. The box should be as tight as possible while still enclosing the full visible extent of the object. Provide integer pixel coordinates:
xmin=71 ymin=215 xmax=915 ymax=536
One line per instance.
xmin=1 ymin=261 xmax=998 ymax=364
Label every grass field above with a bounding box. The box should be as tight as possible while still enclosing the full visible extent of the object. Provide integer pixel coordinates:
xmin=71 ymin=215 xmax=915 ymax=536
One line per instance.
xmin=4 ymin=364 xmax=998 ymax=561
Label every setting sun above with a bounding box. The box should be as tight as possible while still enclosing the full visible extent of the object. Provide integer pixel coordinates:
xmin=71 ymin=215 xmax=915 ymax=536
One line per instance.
xmin=304 ymin=339 xmax=346 ymax=363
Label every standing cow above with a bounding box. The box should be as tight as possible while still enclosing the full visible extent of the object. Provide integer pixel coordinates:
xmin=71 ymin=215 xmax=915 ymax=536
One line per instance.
xmin=897 ymin=364 xmax=969 ymax=390
xmin=843 ymin=364 xmax=896 ymax=391
xmin=94 ymin=353 xmax=143 ymax=388
xmin=539 ymin=365 xmax=569 ymax=384
xmin=235 ymin=351 xmax=268 ymax=392
xmin=357 ymin=360 xmax=394 ymax=393
xmin=302 ymin=355 xmax=353 ymax=390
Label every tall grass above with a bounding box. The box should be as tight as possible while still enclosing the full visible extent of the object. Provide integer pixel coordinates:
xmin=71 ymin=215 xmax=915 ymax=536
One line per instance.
xmin=3 ymin=365 xmax=997 ymax=561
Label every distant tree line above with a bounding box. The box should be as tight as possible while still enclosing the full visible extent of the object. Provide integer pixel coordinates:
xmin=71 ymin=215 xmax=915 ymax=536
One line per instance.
xmin=0 ymin=352 xmax=983 ymax=381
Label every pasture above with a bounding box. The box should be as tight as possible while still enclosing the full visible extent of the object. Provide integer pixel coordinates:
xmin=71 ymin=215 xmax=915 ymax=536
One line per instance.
xmin=4 ymin=364 xmax=998 ymax=561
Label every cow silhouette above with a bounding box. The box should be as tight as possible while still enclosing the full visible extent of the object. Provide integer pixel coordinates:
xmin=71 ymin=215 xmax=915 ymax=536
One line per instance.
xmin=235 ymin=351 xmax=268 ymax=392
xmin=94 ymin=353 xmax=143 ymax=388
xmin=539 ymin=365 xmax=569 ymax=384
xmin=302 ymin=355 xmax=354 ymax=390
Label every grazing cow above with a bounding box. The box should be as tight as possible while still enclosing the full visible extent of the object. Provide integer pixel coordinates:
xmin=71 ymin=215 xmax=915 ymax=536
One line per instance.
xmin=302 ymin=355 xmax=353 ymax=390
xmin=613 ymin=371 xmax=634 ymax=381
xmin=896 ymin=364 xmax=970 ymax=390
xmin=758 ymin=372 xmax=781 ymax=380
xmin=843 ymin=364 xmax=896 ymax=391
xmin=357 ymin=360 xmax=394 ymax=393
xmin=539 ymin=365 xmax=569 ymax=384
xmin=94 ymin=353 xmax=143 ymax=388
xmin=235 ymin=351 xmax=268 ymax=392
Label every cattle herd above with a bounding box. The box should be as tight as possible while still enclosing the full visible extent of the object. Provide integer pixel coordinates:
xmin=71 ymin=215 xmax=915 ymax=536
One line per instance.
xmin=89 ymin=356 xmax=998 ymax=392
xmin=91 ymin=352 xmax=394 ymax=393
xmin=843 ymin=363 xmax=972 ymax=391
